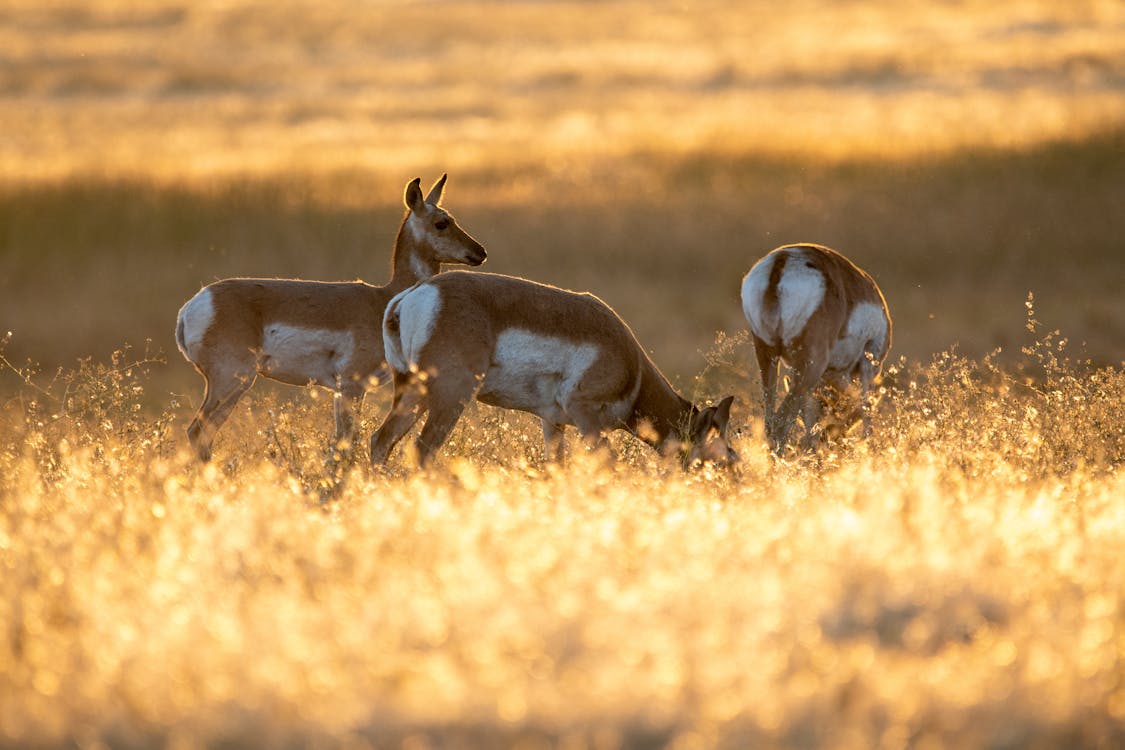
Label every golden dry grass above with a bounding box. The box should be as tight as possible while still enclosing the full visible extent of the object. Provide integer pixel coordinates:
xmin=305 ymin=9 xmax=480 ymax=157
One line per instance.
xmin=1 ymin=324 xmax=1124 ymax=749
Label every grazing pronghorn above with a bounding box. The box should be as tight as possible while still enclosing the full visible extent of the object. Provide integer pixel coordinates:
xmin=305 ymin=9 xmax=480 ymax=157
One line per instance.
xmin=741 ymin=243 xmax=891 ymax=453
xmin=369 ymin=271 xmax=738 ymax=467
xmin=176 ymin=175 xmax=486 ymax=462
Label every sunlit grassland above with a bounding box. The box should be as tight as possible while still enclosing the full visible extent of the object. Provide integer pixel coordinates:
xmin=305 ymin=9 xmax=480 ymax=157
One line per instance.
xmin=1 ymin=325 xmax=1124 ymax=749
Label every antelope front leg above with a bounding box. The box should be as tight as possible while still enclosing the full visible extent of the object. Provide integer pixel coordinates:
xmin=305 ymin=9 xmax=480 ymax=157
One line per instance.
xmin=771 ymin=347 xmax=829 ymax=454
xmin=332 ymin=383 xmax=365 ymax=456
xmin=857 ymin=351 xmax=878 ymax=439
xmin=541 ymin=420 xmax=567 ymax=464
xmin=798 ymin=390 xmax=823 ymax=452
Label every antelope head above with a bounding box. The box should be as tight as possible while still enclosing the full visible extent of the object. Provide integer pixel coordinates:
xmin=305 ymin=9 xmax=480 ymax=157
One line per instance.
xmin=683 ymin=395 xmax=739 ymax=468
xmin=403 ymin=174 xmax=487 ymax=273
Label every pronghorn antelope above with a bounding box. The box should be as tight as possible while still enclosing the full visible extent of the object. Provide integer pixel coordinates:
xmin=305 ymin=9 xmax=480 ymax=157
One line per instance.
xmin=741 ymin=243 xmax=891 ymax=453
xmin=369 ymin=271 xmax=738 ymax=467
xmin=176 ymin=175 xmax=486 ymax=462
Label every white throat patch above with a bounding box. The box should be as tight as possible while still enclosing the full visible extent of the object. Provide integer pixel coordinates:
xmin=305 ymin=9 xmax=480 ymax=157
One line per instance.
xmin=410 ymin=253 xmax=432 ymax=281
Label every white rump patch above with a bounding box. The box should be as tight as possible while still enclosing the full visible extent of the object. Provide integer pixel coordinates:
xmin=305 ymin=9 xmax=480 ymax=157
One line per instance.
xmin=260 ymin=324 xmax=356 ymax=388
xmin=742 ymin=249 xmax=826 ymax=346
xmin=776 ymin=251 xmax=826 ymax=345
xmin=387 ymin=283 xmax=442 ymax=372
xmin=828 ymin=302 xmax=889 ymax=371
xmin=480 ymin=329 xmax=602 ymax=418
xmin=741 ymin=255 xmax=778 ymax=344
xmin=176 ymin=287 xmax=214 ymax=362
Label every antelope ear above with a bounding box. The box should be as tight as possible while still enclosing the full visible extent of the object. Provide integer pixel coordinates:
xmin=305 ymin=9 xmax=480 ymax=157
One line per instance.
xmin=404 ymin=177 xmax=425 ymax=213
xmin=690 ymin=406 xmax=715 ymax=441
xmin=424 ymin=173 xmax=448 ymax=206
xmin=713 ymin=396 xmax=735 ymax=436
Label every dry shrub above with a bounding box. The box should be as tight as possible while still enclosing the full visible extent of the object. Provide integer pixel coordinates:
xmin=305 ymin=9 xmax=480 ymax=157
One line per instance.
xmin=1 ymin=318 xmax=1123 ymax=749
xmin=873 ymin=297 xmax=1125 ymax=478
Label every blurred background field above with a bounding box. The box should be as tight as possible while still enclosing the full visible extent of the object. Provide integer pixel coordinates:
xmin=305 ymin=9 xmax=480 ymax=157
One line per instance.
xmin=2 ymin=0 xmax=1124 ymax=397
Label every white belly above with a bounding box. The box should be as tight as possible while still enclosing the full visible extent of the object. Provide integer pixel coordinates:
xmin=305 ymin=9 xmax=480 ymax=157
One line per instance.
xmin=478 ymin=329 xmax=600 ymax=421
xmin=260 ymin=324 xmax=356 ymax=388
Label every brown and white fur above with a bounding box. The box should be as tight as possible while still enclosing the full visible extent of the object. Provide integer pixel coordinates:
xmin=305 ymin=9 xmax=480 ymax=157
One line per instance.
xmin=741 ymin=243 xmax=891 ymax=453
xmin=369 ymin=271 xmax=738 ymax=467
xmin=175 ymin=175 xmax=486 ymax=462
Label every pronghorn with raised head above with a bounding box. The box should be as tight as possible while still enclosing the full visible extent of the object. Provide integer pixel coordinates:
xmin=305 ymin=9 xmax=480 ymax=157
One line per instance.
xmin=176 ymin=175 xmax=486 ymax=462
xmin=741 ymin=243 xmax=891 ymax=453
xmin=369 ymin=271 xmax=738 ymax=467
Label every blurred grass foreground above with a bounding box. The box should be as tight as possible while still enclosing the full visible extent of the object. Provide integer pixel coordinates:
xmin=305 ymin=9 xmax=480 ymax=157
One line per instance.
xmin=2 ymin=0 xmax=1125 ymax=748
xmin=2 ymin=311 xmax=1125 ymax=748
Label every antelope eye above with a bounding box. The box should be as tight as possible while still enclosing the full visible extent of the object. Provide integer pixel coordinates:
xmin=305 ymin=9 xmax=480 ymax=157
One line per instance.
xmin=434 ymin=219 xmax=449 ymax=230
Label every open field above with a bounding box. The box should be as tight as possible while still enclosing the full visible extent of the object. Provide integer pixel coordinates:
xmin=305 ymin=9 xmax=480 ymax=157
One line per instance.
xmin=2 ymin=328 xmax=1124 ymax=749
xmin=3 ymin=130 xmax=1125 ymax=398
xmin=2 ymin=0 xmax=1125 ymax=748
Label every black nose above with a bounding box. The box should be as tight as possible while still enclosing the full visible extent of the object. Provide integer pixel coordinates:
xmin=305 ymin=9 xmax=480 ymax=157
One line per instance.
xmin=470 ymin=247 xmax=487 ymax=265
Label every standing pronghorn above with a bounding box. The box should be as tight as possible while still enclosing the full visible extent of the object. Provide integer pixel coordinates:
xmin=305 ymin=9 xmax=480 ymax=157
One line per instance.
xmin=369 ymin=271 xmax=738 ymax=468
xmin=741 ymin=243 xmax=891 ymax=453
xmin=176 ymin=175 xmax=486 ymax=462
